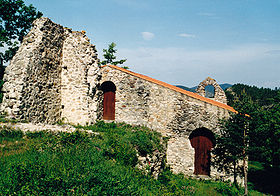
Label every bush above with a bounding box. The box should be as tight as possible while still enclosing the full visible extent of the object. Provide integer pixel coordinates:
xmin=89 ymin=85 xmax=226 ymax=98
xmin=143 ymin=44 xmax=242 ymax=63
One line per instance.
xmin=26 ymin=130 xmax=48 ymax=139
xmin=0 ymin=126 xmax=23 ymax=139
xmin=215 ymin=182 xmax=240 ymax=196
xmin=58 ymin=130 xmax=90 ymax=146
xmin=130 ymin=128 xmax=161 ymax=156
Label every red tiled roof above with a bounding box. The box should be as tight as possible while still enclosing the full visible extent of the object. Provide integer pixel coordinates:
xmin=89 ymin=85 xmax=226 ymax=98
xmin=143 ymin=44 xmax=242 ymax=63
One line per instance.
xmin=102 ymin=65 xmax=237 ymax=113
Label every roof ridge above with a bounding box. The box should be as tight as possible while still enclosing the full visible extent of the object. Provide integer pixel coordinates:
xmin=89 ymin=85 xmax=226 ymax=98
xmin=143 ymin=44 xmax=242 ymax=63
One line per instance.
xmin=102 ymin=64 xmax=237 ymax=113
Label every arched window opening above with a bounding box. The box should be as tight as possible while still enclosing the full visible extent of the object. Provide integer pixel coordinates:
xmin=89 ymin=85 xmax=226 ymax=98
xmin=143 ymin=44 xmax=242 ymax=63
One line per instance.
xmin=189 ymin=128 xmax=215 ymax=176
xmin=205 ymin=85 xmax=215 ymax=98
xmin=101 ymin=81 xmax=116 ymax=120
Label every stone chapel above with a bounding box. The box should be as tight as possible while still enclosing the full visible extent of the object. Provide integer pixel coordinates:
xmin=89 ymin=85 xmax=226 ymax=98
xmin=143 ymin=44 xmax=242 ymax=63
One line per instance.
xmin=1 ymin=17 xmax=238 ymax=180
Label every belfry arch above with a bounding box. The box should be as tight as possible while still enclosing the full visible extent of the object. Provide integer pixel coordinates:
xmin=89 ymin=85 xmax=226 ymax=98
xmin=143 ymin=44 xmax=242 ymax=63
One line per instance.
xmin=189 ymin=128 xmax=215 ymax=176
xmin=101 ymin=81 xmax=116 ymax=120
xmin=196 ymin=77 xmax=227 ymax=104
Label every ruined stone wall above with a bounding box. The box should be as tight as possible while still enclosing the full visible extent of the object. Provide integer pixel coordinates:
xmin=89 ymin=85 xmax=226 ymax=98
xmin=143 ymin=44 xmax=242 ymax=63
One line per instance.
xmin=100 ymin=66 xmax=230 ymax=177
xmin=1 ymin=18 xmax=100 ymax=125
xmin=60 ymin=30 xmax=100 ymax=125
xmin=2 ymin=18 xmax=64 ymax=123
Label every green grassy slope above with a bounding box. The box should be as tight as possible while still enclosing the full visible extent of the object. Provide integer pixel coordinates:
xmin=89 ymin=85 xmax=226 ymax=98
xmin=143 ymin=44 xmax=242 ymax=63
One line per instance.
xmin=0 ymin=122 xmax=264 ymax=195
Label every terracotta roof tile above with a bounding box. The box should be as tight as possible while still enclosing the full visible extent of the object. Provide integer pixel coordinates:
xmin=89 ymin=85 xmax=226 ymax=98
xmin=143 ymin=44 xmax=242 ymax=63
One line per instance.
xmin=102 ymin=65 xmax=237 ymax=113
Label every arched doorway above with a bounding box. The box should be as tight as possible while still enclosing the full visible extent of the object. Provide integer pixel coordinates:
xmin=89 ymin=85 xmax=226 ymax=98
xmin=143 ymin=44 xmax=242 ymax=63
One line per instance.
xmin=189 ymin=128 xmax=215 ymax=176
xmin=101 ymin=81 xmax=116 ymax=120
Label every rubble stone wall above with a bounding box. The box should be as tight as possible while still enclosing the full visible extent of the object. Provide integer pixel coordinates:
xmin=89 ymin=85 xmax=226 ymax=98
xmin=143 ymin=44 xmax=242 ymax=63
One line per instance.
xmin=1 ymin=18 xmax=100 ymax=125
xmin=100 ymin=66 xmax=230 ymax=178
xmin=2 ymin=18 xmax=64 ymax=123
xmin=60 ymin=30 xmax=100 ymax=125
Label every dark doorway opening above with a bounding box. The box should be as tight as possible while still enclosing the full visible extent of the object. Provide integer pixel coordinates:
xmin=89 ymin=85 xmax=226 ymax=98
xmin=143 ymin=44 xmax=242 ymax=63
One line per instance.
xmin=189 ymin=128 xmax=215 ymax=176
xmin=101 ymin=81 xmax=116 ymax=120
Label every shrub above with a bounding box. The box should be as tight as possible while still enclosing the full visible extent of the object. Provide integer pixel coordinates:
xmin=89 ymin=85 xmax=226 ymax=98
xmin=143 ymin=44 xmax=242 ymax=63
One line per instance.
xmin=130 ymin=128 xmax=161 ymax=156
xmin=58 ymin=130 xmax=90 ymax=146
xmin=0 ymin=126 xmax=23 ymax=139
xmin=26 ymin=130 xmax=48 ymax=139
xmin=215 ymin=182 xmax=240 ymax=196
xmin=103 ymin=130 xmax=138 ymax=166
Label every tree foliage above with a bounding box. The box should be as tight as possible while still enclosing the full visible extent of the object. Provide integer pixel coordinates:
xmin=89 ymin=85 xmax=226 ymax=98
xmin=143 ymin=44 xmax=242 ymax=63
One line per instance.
xmin=213 ymin=91 xmax=252 ymax=186
xmin=100 ymin=42 xmax=127 ymax=68
xmin=224 ymin=85 xmax=280 ymax=195
xmin=0 ymin=0 xmax=42 ymax=79
xmin=226 ymin=85 xmax=280 ymax=168
xmin=226 ymin=83 xmax=279 ymax=107
xmin=248 ymin=93 xmax=280 ymax=168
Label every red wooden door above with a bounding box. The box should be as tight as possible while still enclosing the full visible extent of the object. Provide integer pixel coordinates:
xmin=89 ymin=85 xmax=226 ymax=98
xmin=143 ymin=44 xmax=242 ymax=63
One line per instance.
xmin=103 ymin=91 xmax=115 ymax=120
xmin=190 ymin=135 xmax=213 ymax=175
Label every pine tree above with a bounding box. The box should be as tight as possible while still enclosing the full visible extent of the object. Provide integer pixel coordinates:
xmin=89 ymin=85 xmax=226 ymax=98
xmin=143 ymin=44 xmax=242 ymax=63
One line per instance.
xmin=213 ymin=90 xmax=252 ymax=194
xmin=100 ymin=42 xmax=127 ymax=69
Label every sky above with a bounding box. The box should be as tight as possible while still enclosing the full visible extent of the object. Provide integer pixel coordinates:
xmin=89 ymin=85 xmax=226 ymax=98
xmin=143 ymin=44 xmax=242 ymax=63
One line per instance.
xmin=24 ymin=0 xmax=280 ymax=88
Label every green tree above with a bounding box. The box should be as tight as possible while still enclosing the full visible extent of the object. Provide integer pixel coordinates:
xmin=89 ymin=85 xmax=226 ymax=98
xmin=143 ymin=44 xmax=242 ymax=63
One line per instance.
xmin=0 ymin=0 xmax=42 ymax=79
xmin=249 ymin=92 xmax=280 ymax=168
xmin=213 ymin=112 xmax=249 ymax=185
xmin=213 ymin=91 xmax=253 ymax=195
xmin=226 ymin=85 xmax=280 ymax=195
xmin=100 ymin=42 xmax=127 ymax=68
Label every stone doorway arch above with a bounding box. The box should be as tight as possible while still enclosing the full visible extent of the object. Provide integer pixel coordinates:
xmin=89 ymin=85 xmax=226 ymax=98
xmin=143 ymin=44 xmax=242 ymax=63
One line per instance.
xmin=101 ymin=81 xmax=116 ymax=120
xmin=189 ymin=128 xmax=215 ymax=176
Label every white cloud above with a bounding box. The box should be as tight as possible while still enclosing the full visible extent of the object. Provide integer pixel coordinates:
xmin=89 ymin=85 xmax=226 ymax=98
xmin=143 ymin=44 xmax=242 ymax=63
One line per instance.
xmin=118 ymin=44 xmax=280 ymax=88
xmin=141 ymin=32 xmax=155 ymax=41
xmin=178 ymin=33 xmax=196 ymax=38
xmin=197 ymin=12 xmax=219 ymax=19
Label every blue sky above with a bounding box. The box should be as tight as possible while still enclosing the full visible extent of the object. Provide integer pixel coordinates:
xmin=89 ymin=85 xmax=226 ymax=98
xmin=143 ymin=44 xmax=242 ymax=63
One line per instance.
xmin=24 ymin=0 xmax=280 ymax=88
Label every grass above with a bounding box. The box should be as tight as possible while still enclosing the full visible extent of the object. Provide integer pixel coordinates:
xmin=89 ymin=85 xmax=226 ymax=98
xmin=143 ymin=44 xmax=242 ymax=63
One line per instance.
xmin=0 ymin=121 xmax=265 ymax=195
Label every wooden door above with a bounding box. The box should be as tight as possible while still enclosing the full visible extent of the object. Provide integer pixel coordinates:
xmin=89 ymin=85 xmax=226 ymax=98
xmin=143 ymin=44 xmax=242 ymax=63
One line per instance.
xmin=190 ymin=135 xmax=213 ymax=175
xmin=103 ymin=91 xmax=115 ymax=120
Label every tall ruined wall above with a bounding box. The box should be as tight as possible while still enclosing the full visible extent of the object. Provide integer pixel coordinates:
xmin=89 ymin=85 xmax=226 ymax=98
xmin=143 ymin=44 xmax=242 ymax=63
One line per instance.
xmin=100 ymin=66 xmax=230 ymax=177
xmin=61 ymin=30 xmax=100 ymax=125
xmin=1 ymin=18 xmax=100 ymax=124
xmin=2 ymin=18 xmax=64 ymax=123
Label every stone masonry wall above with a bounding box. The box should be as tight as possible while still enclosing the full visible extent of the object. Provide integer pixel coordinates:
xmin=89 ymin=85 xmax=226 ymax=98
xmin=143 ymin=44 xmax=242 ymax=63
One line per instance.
xmin=60 ymin=30 xmax=100 ymax=125
xmin=2 ymin=18 xmax=64 ymax=123
xmin=100 ymin=66 xmax=230 ymax=178
xmin=196 ymin=77 xmax=227 ymax=104
xmin=1 ymin=18 xmax=100 ymax=125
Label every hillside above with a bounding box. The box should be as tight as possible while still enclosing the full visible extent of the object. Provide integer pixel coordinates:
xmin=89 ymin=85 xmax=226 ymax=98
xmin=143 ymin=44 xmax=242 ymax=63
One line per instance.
xmin=176 ymin=83 xmax=232 ymax=97
xmin=0 ymin=120 xmax=263 ymax=195
xmin=225 ymin=83 xmax=279 ymax=106
xmin=176 ymin=83 xmax=232 ymax=91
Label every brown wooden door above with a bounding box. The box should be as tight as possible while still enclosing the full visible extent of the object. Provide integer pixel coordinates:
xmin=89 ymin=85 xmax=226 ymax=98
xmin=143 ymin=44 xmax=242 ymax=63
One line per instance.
xmin=103 ymin=91 xmax=115 ymax=120
xmin=190 ymin=135 xmax=213 ymax=175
